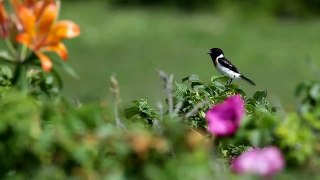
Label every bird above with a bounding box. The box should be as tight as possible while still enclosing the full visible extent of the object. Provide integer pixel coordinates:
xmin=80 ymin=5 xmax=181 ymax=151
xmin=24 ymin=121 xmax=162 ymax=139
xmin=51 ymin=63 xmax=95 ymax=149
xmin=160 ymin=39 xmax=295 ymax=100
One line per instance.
xmin=207 ymin=48 xmax=255 ymax=85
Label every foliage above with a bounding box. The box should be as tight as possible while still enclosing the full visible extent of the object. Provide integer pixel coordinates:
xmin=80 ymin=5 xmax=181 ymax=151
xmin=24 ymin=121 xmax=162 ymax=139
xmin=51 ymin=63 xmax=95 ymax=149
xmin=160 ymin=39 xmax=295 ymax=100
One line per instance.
xmin=124 ymin=99 xmax=159 ymax=127
xmin=296 ymin=80 xmax=320 ymax=115
xmin=1 ymin=68 xmax=320 ymax=178
xmin=125 ymin=73 xmax=320 ymax=170
xmin=125 ymin=74 xmax=275 ymax=160
xmin=276 ymin=113 xmax=316 ymax=165
xmin=0 ymin=89 xmax=228 ymax=179
xmin=0 ymin=66 xmax=12 ymax=87
xmin=0 ymin=65 xmax=61 ymax=99
xmin=275 ymin=80 xmax=320 ymax=166
xmin=174 ymin=75 xmax=246 ymax=129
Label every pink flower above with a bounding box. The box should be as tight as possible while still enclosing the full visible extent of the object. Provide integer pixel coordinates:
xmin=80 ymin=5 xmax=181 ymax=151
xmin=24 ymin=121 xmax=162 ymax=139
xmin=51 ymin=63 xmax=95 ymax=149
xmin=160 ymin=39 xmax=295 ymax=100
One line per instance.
xmin=205 ymin=95 xmax=244 ymax=136
xmin=231 ymin=146 xmax=285 ymax=177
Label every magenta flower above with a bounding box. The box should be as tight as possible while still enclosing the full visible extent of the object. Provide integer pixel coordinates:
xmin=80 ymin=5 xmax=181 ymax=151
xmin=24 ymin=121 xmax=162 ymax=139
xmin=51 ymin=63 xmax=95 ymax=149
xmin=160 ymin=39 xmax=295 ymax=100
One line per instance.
xmin=205 ymin=95 xmax=244 ymax=136
xmin=231 ymin=146 xmax=285 ymax=177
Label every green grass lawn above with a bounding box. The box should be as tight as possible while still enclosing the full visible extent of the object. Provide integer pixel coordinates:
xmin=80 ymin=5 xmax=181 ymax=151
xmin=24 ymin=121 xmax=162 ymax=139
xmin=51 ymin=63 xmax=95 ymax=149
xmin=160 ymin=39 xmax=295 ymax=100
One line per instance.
xmin=60 ymin=2 xmax=320 ymax=109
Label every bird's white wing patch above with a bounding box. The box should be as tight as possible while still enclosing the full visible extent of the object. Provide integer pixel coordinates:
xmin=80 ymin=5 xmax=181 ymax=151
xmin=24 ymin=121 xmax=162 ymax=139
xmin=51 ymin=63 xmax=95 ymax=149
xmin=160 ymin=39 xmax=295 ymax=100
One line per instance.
xmin=216 ymin=63 xmax=241 ymax=79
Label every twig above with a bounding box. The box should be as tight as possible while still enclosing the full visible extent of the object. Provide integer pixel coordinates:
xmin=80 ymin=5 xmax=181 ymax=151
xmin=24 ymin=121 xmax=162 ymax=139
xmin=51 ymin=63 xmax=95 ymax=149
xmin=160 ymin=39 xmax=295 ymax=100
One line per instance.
xmin=158 ymin=70 xmax=174 ymax=116
xmin=156 ymin=101 xmax=164 ymax=120
xmin=184 ymin=99 xmax=210 ymax=119
xmin=110 ymin=74 xmax=127 ymax=130
xmin=173 ymin=101 xmax=183 ymax=117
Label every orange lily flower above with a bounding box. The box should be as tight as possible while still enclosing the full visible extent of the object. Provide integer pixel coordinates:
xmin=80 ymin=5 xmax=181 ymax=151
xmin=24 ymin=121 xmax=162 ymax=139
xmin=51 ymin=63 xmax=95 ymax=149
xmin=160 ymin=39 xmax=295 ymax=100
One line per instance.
xmin=10 ymin=0 xmax=55 ymax=18
xmin=0 ymin=1 xmax=9 ymax=38
xmin=15 ymin=1 xmax=80 ymax=71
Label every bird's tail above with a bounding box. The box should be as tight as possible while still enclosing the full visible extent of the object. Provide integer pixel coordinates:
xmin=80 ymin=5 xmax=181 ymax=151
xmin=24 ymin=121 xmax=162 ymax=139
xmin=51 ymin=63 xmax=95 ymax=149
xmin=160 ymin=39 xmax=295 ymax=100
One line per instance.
xmin=240 ymin=75 xmax=256 ymax=85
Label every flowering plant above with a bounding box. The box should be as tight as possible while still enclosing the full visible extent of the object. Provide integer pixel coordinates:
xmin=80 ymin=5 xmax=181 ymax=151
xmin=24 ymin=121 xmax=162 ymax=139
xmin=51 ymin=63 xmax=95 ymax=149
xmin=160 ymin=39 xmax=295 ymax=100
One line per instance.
xmin=232 ymin=146 xmax=285 ymax=176
xmin=0 ymin=0 xmax=80 ymax=91
xmin=1 ymin=68 xmax=319 ymax=178
xmin=205 ymin=95 xmax=245 ymax=136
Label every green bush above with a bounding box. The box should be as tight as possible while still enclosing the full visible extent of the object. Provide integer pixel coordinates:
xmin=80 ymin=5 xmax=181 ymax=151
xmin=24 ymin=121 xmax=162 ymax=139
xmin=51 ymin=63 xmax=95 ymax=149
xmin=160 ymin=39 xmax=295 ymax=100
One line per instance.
xmin=1 ymin=66 xmax=320 ymax=178
xmin=0 ymin=89 xmax=226 ymax=179
xmin=125 ymin=73 xmax=320 ymax=168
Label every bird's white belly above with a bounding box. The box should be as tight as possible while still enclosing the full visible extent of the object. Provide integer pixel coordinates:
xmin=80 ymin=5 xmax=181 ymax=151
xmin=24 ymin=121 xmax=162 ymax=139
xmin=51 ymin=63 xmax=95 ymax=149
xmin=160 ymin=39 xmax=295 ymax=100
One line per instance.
xmin=216 ymin=63 xmax=241 ymax=79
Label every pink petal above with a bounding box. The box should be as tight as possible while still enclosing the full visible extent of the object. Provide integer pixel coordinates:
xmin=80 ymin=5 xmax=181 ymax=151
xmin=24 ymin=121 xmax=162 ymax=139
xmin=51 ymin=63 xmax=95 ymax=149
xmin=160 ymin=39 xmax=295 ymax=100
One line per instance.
xmin=231 ymin=146 xmax=285 ymax=177
xmin=206 ymin=95 xmax=244 ymax=136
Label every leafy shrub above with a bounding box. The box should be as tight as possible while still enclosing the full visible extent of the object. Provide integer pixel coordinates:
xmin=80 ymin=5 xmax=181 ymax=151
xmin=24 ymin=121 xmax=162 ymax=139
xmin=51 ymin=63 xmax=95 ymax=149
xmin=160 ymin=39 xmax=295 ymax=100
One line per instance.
xmin=275 ymin=80 xmax=320 ymax=166
xmin=125 ymin=74 xmax=277 ymax=161
xmin=1 ymin=70 xmax=320 ymax=178
xmin=125 ymin=73 xmax=320 ymax=169
xmin=0 ymin=89 xmax=230 ymax=179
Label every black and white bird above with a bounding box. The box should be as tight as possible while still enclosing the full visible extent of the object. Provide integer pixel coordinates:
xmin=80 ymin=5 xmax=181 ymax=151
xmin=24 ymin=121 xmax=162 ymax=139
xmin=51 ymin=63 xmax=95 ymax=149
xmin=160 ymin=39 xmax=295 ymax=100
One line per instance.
xmin=208 ymin=48 xmax=255 ymax=85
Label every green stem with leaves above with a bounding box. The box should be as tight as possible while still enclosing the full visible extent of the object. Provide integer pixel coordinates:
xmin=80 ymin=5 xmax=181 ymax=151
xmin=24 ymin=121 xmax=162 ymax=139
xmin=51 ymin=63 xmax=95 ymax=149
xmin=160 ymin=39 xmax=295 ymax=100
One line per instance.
xmin=11 ymin=45 xmax=30 ymax=90
xmin=4 ymin=38 xmax=17 ymax=59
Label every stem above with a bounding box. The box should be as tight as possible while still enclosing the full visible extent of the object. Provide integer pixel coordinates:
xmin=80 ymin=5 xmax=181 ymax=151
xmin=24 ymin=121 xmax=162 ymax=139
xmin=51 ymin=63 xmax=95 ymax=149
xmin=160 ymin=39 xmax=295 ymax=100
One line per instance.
xmin=4 ymin=38 xmax=18 ymax=58
xmin=11 ymin=62 xmax=27 ymax=90
xmin=9 ymin=43 xmax=38 ymax=90
xmin=184 ymin=99 xmax=210 ymax=119
xmin=19 ymin=45 xmax=28 ymax=63
xmin=12 ymin=62 xmax=21 ymax=84
xmin=158 ymin=70 xmax=174 ymax=116
xmin=110 ymin=75 xmax=127 ymax=130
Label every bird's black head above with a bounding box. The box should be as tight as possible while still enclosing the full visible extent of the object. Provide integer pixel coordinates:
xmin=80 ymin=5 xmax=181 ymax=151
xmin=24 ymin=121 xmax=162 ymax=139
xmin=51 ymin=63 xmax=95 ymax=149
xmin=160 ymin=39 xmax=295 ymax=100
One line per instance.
xmin=208 ymin=48 xmax=224 ymax=59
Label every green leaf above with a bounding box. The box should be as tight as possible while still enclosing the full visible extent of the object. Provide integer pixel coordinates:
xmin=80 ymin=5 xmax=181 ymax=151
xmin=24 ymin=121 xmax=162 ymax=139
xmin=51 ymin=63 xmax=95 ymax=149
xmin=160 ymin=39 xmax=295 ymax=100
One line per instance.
xmin=303 ymin=113 xmax=320 ymax=130
xmin=271 ymin=106 xmax=277 ymax=113
xmin=175 ymin=82 xmax=187 ymax=91
xmin=310 ymin=84 xmax=320 ymax=100
xmin=248 ymin=130 xmax=262 ymax=147
xmin=0 ymin=66 xmax=13 ymax=78
xmin=45 ymin=75 xmax=54 ymax=85
xmin=245 ymin=104 xmax=255 ymax=113
xmin=124 ymin=106 xmax=140 ymax=119
xmin=182 ymin=74 xmax=200 ymax=83
xmin=211 ymin=75 xmax=229 ymax=83
xmin=253 ymin=90 xmax=267 ymax=102
xmin=210 ymin=81 xmax=226 ymax=92
xmin=234 ymin=88 xmax=247 ymax=97
xmin=191 ymin=82 xmax=204 ymax=88
xmin=294 ymin=81 xmax=316 ymax=97
xmin=124 ymin=99 xmax=159 ymax=126
xmin=51 ymin=68 xmax=64 ymax=90
xmin=52 ymin=58 xmax=79 ymax=79
xmin=0 ymin=50 xmax=14 ymax=62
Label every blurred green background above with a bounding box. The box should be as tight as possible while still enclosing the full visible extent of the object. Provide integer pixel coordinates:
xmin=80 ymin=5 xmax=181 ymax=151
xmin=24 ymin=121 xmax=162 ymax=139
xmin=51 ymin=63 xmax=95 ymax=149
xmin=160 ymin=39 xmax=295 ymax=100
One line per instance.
xmin=60 ymin=0 xmax=320 ymax=109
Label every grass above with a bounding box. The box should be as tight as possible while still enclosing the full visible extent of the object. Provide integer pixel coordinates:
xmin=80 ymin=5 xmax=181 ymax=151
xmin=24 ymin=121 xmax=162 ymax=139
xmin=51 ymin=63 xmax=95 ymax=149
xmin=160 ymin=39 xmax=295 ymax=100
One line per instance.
xmin=59 ymin=2 xmax=320 ymax=109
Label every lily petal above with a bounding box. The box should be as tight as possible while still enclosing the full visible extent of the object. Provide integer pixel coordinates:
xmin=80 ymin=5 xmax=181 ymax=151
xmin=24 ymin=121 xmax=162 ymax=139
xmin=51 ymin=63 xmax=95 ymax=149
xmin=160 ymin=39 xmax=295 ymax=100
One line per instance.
xmin=49 ymin=20 xmax=80 ymax=41
xmin=34 ymin=0 xmax=57 ymax=19
xmin=0 ymin=2 xmax=8 ymax=23
xmin=17 ymin=6 xmax=35 ymax=38
xmin=37 ymin=3 xmax=57 ymax=36
xmin=42 ymin=42 xmax=68 ymax=60
xmin=36 ymin=51 xmax=52 ymax=72
xmin=16 ymin=32 xmax=32 ymax=46
xmin=0 ymin=1 xmax=9 ymax=38
xmin=24 ymin=0 xmax=37 ymax=7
